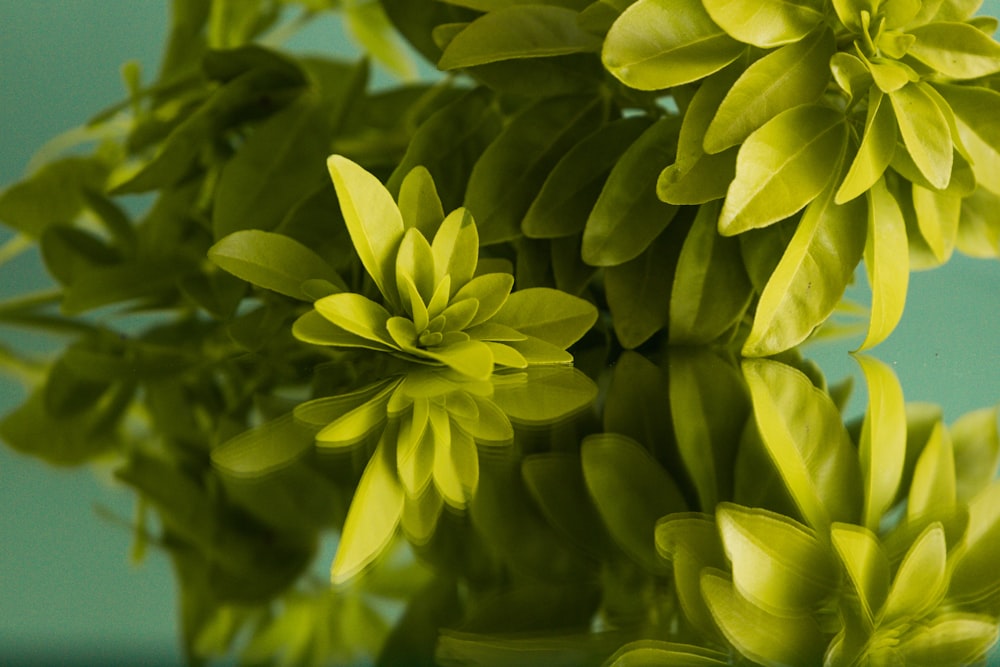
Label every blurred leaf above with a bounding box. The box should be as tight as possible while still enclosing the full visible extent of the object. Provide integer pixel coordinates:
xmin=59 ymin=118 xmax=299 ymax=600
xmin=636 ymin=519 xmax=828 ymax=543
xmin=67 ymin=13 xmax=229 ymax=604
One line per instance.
xmin=491 ymin=366 xmax=597 ymax=425
xmin=582 ymin=116 xmax=680 ymax=266
xmin=907 ymin=421 xmax=957 ymax=524
xmin=342 ymin=0 xmax=416 ymax=80
xmin=950 ymin=482 xmax=1000 ymax=605
xmin=0 ymin=156 xmax=110 ymax=237
xmin=719 ymin=104 xmax=847 ymax=235
xmin=899 ymin=613 xmax=1000 ymax=667
xmin=211 ymin=413 xmax=316 ymax=477
xmin=602 ymin=0 xmax=744 ymax=90
xmin=951 ymin=406 xmax=1000 ymax=503
xmin=581 ymin=432 xmax=687 ymax=573
xmin=439 ymin=6 xmax=601 ymax=69
xmin=398 ymin=166 xmax=445 ymax=239
xmin=607 ymin=640 xmax=729 ymax=666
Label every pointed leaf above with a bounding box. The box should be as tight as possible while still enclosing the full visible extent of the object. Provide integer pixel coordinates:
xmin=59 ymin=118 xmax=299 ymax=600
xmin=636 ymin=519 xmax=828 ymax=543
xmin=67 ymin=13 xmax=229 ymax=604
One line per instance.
xmin=857 ymin=178 xmax=909 ymax=351
xmin=719 ymin=105 xmax=847 ymax=235
xmin=908 ymin=421 xmax=957 ymax=523
xmin=432 ymin=208 xmax=478 ymax=292
xmin=316 ymin=382 xmax=395 ymax=448
xmin=313 ymin=292 xmax=395 ymax=347
xmin=395 ymin=227 xmax=437 ymax=309
xmin=856 ymin=354 xmax=907 ymax=531
xmin=601 ymin=0 xmax=745 ymax=90
xmin=491 ymin=287 xmax=597 ymax=349
xmin=836 ymin=88 xmax=898 ymax=204
xmin=889 ymin=83 xmax=953 ymax=190
xmin=453 ymin=273 xmax=515 ymax=327
xmin=899 ymin=613 xmax=1000 ymax=667
xmin=831 ymin=523 xmax=890 ymax=628
xmin=881 ymin=522 xmax=948 ymax=624
xmin=951 ymin=407 xmax=1000 ymax=503
xmin=398 ymin=165 xmax=445 ymax=239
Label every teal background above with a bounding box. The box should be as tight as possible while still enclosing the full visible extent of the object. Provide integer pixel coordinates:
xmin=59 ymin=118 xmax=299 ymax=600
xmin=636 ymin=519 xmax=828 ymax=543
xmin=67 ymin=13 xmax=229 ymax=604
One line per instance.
xmin=1 ymin=1 xmax=998 ymax=664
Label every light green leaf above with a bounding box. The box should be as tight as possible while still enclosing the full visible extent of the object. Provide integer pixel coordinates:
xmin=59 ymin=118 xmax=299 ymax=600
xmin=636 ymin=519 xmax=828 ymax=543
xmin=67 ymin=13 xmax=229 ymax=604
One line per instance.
xmin=395 ymin=228 xmax=437 ymax=312
xmin=857 ymin=178 xmax=909 ymax=351
xmin=881 ymin=522 xmax=948 ymax=624
xmin=867 ymin=55 xmax=919 ymax=93
xmin=582 ymin=117 xmax=680 ymax=266
xmin=957 ymin=188 xmax=1000 ymax=257
xmin=912 ymin=184 xmax=960 ymax=264
xmin=330 ymin=439 xmax=404 ymax=584
xmin=211 ymin=413 xmax=315 ymax=477
xmin=582 ymin=433 xmax=687 ymax=573
xmin=669 ymin=200 xmax=752 ymax=344
xmin=492 ymin=366 xmax=597 ymax=425
xmin=717 ymin=504 xmax=837 ymax=615
xmin=856 ymin=355 xmax=908 ymax=532
xmin=397 ymin=166 xmax=445 ymax=239
xmin=719 ymin=104 xmax=847 ymax=235
xmin=831 ymin=523 xmax=890 ymax=628
xmin=316 ymin=381 xmax=396 ymax=448
xmin=704 ymin=26 xmax=834 ymax=153
xmin=701 ymin=571 xmax=826 ymax=667
xmin=491 ymin=287 xmax=597 ymax=349
xmin=656 ymin=514 xmax=727 ymax=642
xmin=601 ymin=0 xmax=745 ymax=90
xmin=291 ymin=310 xmax=395 ymax=352
xmin=743 ymin=180 xmax=867 ymax=356
xmin=907 ymin=21 xmax=1000 ymax=79
xmin=951 ymin=407 xmax=1000 ymax=503
xmin=702 ymin=0 xmax=826 ymax=48
xmin=836 ymin=88 xmax=898 ymax=204
xmin=504 ymin=335 xmax=573 ymax=365
xmin=213 ymin=98 xmax=331 ymax=239
xmin=523 ymin=117 xmax=651 ymax=238
xmin=439 ymin=6 xmax=602 ymax=69
xmin=888 ymin=82 xmax=953 ymax=190
xmin=294 ymin=379 xmax=400 ymax=429
xmin=431 ymin=208 xmax=478 ymax=293
xmin=908 ymin=421 xmax=957 ymax=523
xmin=314 ymin=292 xmax=396 ymax=350
xmin=466 ymin=95 xmax=604 ymax=245
xmin=453 ymin=273 xmax=515 ymax=327
xmin=830 ymin=52 xmax=873 ymax=102
xmin=900 ymin=613 xmax=1000 ymax=667
xmin=935 ymin=83 xmax=1000 ymax=196
xmin=327 ymin=155 xmax=406 ymax=307
xmin=607 ymin=640 xmax=729 ymax=666
xmin=743 ymin=359 xmax=863 ymax=529
xmin=208 ymin=230 xmax=346 ymax=300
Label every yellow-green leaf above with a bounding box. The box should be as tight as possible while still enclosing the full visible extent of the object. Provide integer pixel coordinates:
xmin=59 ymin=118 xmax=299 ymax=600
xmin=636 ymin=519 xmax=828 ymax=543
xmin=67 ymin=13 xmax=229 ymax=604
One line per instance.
xmin=836 ymin=88 xmax=898 ymax=204
xmin=857 ymin=178 xmax=909 ymax=351
xmin=856 ymin=354 xmax=907 ymax=532
xmin=702 ymin=0 xmax=826 ymax=48
xmin=889 ymin=82 xmax=953 ymax=190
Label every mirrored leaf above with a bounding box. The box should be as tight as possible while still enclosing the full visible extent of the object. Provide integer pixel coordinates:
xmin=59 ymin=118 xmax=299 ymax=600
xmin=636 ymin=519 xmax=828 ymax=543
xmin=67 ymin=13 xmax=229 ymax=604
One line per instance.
xmin=856 ymin=354 xmax=907 ymax=531
xmin=831 ymin=523 xmax=890 ymax=628
xmin=951 ymin=406 xmax=1000 ymax=503
xmin=881 ymin=522 xmax=948 ymax=625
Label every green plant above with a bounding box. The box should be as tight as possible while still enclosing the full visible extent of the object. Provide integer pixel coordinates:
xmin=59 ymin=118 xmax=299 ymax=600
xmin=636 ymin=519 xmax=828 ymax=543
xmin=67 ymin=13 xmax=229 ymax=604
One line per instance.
xmin=1 ymin=0 xmax=999 ymax=664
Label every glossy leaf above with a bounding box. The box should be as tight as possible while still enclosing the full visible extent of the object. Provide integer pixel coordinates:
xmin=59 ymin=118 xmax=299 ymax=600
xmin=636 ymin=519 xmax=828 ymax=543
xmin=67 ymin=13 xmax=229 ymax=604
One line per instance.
xmin=330 ymin=439 xmax=404 ymax=584
xmin=857 ymin=178 xmax=909 ymax=351
xmin=313 ymin=292 xmax=394 ymax=347
xmin=836 ymin=88 xmax=898 ymax=204
xmin=701 ymin=571 xmax=826 ymax=667
xmin=830 ymin=52 xmax=873 ymax=102
xmin=704 ymin=26 xmax=834 ymax=153
xmin=439 ymin=6 xmax=601 ymax=69
xmin=431 ymin=208 xmax=478 ymax=294
xmin=831 ymin=523 xmax=890 ymax=627
xmin=881 ymin=522 xmax=948 ymax=624
xmin=702 ymin=0 xmax=825 ymax=48
xmin=889 ymin=82 xmax=953 ymax=190
xmin=601 ymin=0 xmax=745 ymax=90
xmin=491 ymin=287 xmax=597 ymax=349
xmin=582 ymin=433 xmax=687 ymax=573
xmin=582 ymin=117 xmax=679 ymax=266
xmin=669 ymin=200 xmax=752 ymax=344
xmin=397 ymin=166 xmax=445 ymax=239
xmin=208 ymin=230 xmax=345 ymax=300
xmin=719 ymin=105 xmax=847 ymax=235
xmin=743 ymin=359 xmax=862 ymax=529
xmin=327 ymin=155 xmax=406 ymax=308
xmin=907 ymin=21 xmax=1000 ymax=79
xmin=856 ymin=355 xmax=907 ymax=531
xmin=743 ymin=178 xmax=867 ymax=356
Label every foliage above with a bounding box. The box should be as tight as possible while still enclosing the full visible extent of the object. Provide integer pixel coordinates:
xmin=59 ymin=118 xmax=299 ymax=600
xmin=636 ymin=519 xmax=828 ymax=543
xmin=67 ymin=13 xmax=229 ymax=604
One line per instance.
xmin=1 ymin=0 xmax=999 ymax=665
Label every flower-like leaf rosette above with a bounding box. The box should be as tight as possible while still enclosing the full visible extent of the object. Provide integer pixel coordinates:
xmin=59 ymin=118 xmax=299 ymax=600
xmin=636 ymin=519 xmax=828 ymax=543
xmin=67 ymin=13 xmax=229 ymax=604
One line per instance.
xmin=292 ymin=156 xmax=598 ymax=380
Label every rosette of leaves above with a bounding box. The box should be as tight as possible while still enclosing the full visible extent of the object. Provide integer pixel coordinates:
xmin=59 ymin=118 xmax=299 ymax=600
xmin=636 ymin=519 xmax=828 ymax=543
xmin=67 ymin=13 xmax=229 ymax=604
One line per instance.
xmin=289 ymin=156 xmax=598 ymax=381
xmin=640 ymin=356 xmax=1000 ymax=666
xmin=602 ymin=0 xmax=1000 ymax=356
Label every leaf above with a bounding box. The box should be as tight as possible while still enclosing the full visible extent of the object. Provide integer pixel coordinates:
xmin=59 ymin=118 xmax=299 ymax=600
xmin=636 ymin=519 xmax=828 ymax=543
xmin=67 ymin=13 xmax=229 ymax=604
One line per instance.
xmin=669 ymin=200 xmax=752 ymax=344
xmin=601 ymin=0 xmax=745 ymax=90
xmin=716 ymin=504 xmax=838 ymax=615
xmin=453 ymin=273 xmax=515 ymax=327
xmin=836 ymin=88 xmax=898 ymax=204
xmin=212 ymin=97 xmax=333 ymax=239
xmin=702 ymin=0 xmax=826 ymax=48
xmin=327 ymin=155 xmax=406 ymax=307
xmin=315 ymin=381 xmax=396 ymax=448
xmin=330 ymin=439 xmax=404 ymax=584
xmin=907 ymin=421 xmax=957 ymax=524
xmin=701 ymin=571 xmax=826 ymax=667
xmin=604 ymin=223 xmax=682 ymax=348
xmin=854 ymin=355 xmax=908 ymax=532
xmin=431 ymin=208 xmax=478 ymax=294
xmin=397 ymin=166 xmax=445 ymax=239
xmin=912 ymin=183 xmax=960 ymax=264
xmin=491 ymin=287 xmax=597 ymax=349
xmin=491 ymin=366 xmax=598 ymax=425
xmin=313 ymin=292 xmax=395 ymax=347
xmin=60 ymin=260 xmax=194 ymax=315
xmin=465 ymin=95 xmax=604 ymax=245
xmin=581 ymin=433 xmax=687 ymax=573
xmin=957 ymin=188 xmax=1000 ymax=258
xmin=857 ymin=178 xmax=909 ymax=351
xmin=607 ymin=640 xmax=729 ymax=666
xmin=951 ymin=407 xmax=1000 ymax=503
xmin=211 ymin=413 xmax=315 ymax=477
xmin=907 ymin=22 xmax=1000 ymax=79
xmin=950 ymin=483 xmax=1000 ymax=604
xmin=934 ymin=83 xmax=1000 ymax=196
xmin=830 ymin=523 xmax=890 ymax=628
xmin=523 ymin=117 xmax=652 ymax=238
xmin=0 ymin=156 xmax=110 ymax=237
xmin=208 ymin=230 xmax=345 ymax=300
xmin=888 ymin=82 xmax=953 ymax=190
xmin=656 ymin=514 xmax=727 ymax=642
xmin=719 ymin=104 xmax=847 ymax=235
xmin=899 ymin=613 xmax=1000 ymax=667
xmin=743 ymin=358 xmax=863 ymax=529
xmin=439 ymin=5 xmax=601 ymax=69
xmin=743 ymin=180 xmax=867 ymax=356
xmin=830 ymin=52 xmax=873 ymax=102
xmin=704 ymin=26 xmax=834 ymax=153
xmin=881 ymin=522 xmax=948 ymax=624
xmin=582 ymin=117 xmax=680 ymax=266
xmin=418 ymin=339 xmax=495 ymax=380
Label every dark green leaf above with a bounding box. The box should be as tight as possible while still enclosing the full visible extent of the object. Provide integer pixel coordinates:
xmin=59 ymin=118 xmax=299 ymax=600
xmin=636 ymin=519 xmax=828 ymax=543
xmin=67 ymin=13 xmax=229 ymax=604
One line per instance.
xmin=0 ymin=157 xmax=110 ymax=237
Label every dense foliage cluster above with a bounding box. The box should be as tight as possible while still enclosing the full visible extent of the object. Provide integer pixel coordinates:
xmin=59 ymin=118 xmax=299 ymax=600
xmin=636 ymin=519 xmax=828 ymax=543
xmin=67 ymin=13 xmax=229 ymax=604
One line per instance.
xmin=1 ymin=0 xmax=999 ymax=665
